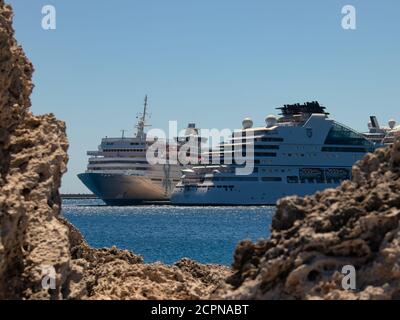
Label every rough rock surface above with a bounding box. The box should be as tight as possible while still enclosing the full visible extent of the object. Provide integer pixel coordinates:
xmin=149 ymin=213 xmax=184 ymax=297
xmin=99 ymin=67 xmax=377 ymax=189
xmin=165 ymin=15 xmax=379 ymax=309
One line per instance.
xmin=1 ymin=0 xmax=399 ymax=301
xmin=63 ymin=219 xmax=230 ymax=300
xmin=0 ymin=1 xmax=229 ymax=300
xmin=0 ymin=0 xmax=70 ymax=299
xmin=220 ymin=139 xmax=400 ymax=300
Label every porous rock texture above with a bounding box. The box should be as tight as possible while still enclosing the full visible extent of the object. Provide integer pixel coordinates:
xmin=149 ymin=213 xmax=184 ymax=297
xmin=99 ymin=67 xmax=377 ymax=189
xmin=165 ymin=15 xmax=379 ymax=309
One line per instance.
xmin=220 ymin=139 xmax=400 ymax=300
xmin=1 ymin=0 xmax=399 ymax=301
xmin=0 ymin=0 xmax=70 ymax=299
xmin=61 ymin=219 xmax=230 ymax=300
xmin=0 ymin=1 xmax=229 ymax=300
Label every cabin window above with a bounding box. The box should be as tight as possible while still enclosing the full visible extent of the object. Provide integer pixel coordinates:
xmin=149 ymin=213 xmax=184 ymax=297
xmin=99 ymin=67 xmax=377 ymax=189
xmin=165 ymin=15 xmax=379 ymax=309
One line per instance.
xmin=255 ymin=137 xmax=284 ymax=142
xmin=254 ymin=152 xmax=277 ymax=157
xmin=287 ymin=176 xmax=299 ymax=183
xmin=255 ymin=145 xmax=279 ymax=150
xmin=261 ymin=177 xmax=282 ymax=182
xmin=322 ymin=146 xmax=369 ymax=153
xmin=213 ymin=177 xmax=258 ymax=182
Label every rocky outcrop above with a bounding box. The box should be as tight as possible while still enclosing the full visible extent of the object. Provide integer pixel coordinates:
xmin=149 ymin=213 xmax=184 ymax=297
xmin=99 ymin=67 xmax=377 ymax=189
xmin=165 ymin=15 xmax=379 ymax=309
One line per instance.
xmin=220 ymin=140 xmax=400 ymax=300
xmin=62 ymin=219 xmax=230 ymax=300
xmin=0 ymin=1 xmax=229 ymax=300
xmin=1 ymin=0 xmax=399 ymax=301
xmin=0 ymin=0 xmax=70 ymax=299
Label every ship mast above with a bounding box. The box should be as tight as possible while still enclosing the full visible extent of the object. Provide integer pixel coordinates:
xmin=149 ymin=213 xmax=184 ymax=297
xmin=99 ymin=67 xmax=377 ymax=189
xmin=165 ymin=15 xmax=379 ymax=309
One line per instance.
xmin=142 ymin=94 xmax=148 ymax=124
xmin=136 ymin=95 xmax=149 ymax=139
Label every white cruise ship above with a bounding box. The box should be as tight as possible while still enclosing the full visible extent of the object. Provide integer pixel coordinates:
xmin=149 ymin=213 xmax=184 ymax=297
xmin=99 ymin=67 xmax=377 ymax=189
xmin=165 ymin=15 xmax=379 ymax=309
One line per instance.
xmin=78 ymin=96 xmax=204 ymax=205
xmin=363 ymin=116 xmax=400 ymax=146
xmin=170 ymin=102 xmax=379 ymax=206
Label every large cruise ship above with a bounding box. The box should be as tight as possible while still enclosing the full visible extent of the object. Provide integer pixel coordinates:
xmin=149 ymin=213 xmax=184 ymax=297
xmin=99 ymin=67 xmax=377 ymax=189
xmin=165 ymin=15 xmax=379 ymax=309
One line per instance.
xmin=363 ymin=116 xmax=400 ymax=146
xmin=78 ymin=96 xmax=204 ymax=205
xmin=170 ymin=102 xmax=379 ymax=206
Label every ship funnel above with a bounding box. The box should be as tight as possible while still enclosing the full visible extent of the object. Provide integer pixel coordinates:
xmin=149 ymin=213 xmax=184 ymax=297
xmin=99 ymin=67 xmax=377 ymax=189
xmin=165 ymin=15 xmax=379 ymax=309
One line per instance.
xmin=370 ymin=116 xmax=380 ymax=129
xmin=242 ymin=117 xmax=253 ymax=129
xmin=185 ymin=123 xmax=199 ymax=136
xmin=388 ymin=119 xmax=396 ymax=129
xmin=266 ymin=115 xmax=277 ymax=128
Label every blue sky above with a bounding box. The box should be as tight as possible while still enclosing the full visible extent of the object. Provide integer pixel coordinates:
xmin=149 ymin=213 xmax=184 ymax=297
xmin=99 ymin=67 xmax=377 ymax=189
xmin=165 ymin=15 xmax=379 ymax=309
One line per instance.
xmin=8 ymin=0 xmax=400 ymax=193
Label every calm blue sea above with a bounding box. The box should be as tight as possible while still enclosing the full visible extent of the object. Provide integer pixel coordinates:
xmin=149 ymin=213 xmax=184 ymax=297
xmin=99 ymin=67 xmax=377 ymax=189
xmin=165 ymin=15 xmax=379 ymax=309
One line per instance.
xmin=62 ymin=199 xmax=275 ymax=266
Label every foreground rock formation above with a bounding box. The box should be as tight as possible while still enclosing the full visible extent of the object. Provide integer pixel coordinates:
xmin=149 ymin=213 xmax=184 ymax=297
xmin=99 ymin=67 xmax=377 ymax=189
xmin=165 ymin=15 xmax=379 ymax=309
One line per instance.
xmin=0 ymin=0 xmax=70 ymax=299
xmin=220 ymin=140 xmax=400 ymax=299
xmin=1 ymin=0 xmax=399 ymax=301
xmin=62 ymin=219 xmax=230 ymax=300
xmin=0 ymin=1 xmax=229 ymax=300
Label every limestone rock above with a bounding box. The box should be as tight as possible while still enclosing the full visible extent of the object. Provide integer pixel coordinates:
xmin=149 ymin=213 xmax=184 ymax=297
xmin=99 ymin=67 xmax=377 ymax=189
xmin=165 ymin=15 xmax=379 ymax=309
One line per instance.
xmin=219 ymin=138 xmax=400 ymax=300
xmin=2 ymin=0 xmax=398 ymax=301
xmin=0 ymin=0 xmax=70 ymax=299
xmin=0 ymin=1 xmax=229 ymax=300
xmin=61 ymin=219 xmax=230 ymax=300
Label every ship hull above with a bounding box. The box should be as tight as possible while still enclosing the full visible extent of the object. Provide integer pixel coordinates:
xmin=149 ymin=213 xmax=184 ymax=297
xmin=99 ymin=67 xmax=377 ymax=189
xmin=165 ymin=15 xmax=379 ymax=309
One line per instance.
xmin=170 ymin=181 xmax=340 ymax=206
xmin=78 ymin=173 xmax=177 ymax=205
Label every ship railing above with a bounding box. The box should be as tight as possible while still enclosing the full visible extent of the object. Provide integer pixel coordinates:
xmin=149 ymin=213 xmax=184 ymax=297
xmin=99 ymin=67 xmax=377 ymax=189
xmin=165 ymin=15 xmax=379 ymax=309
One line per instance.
xmin=87 ymin=151 xmax=100 ymax=156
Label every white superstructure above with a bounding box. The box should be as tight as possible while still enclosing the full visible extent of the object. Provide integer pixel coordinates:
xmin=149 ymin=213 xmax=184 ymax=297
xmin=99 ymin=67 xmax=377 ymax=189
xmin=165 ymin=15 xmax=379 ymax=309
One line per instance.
xmin=171 ymin=102 xmax=378 ymax=206
xmin=363 ymin=116 xmax=400 ymax=146
xmin=78 ymin=96 xmax=203 ymax=205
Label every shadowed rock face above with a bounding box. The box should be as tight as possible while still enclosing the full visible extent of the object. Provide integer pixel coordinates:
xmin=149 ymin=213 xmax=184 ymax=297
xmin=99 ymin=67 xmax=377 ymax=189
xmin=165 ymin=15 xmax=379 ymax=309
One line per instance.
xmin=0 ymin=0 xmax=70 ymax=299
xmin=0 ymin=1 xmax=229 ymax=300
xmin=1 ymin=0 xmax=399 ymax=301
xmin=220 ymin=140 xmax=400 ymax=300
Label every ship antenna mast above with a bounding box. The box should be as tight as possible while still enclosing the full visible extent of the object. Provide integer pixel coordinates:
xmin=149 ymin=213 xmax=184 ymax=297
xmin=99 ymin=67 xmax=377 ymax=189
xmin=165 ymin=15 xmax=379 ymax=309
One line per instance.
xmin=142 ymin=94 xmax=148 ymax=124
xmin=136 ymin=95 xmax=150 ymax=138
